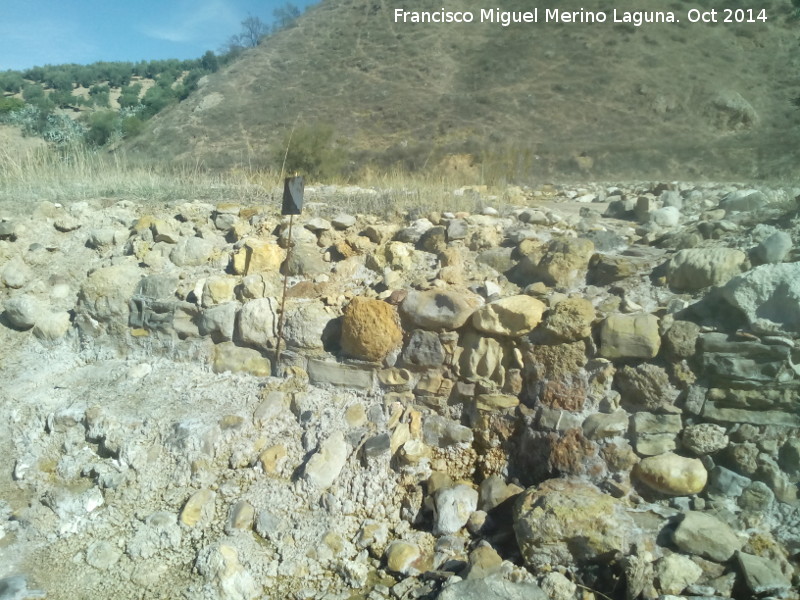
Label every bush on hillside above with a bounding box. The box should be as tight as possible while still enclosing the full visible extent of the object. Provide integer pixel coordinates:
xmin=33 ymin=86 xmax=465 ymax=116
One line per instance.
xmin=0 ymin=71 xmax=24 ymax=93
xmin=85 ymin=110 xmax=118 ymax=146
xmin=50 ymin=89 xmax=82 ymax=109
xmin=0 ymin=97 xmax=24 ymax=115
xmin=118 ymin=83 xmax=142 ymax=109
xmin=22 ymin=84 xmax=55 ymax=113
xmin=279 ymin=123 xmax=346 ymax=180
xmin=141 ymin=84 xmax=177 ymax=118
xmin=89 ymin=84 xmax=111 ymax=108
xmin=200 ymin=51 xmax=219 ymax=73
xmin=121 ymin=116 xmax=144 ymax=138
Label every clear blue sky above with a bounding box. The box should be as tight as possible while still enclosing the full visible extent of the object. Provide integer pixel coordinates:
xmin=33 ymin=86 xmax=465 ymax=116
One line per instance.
xmin=0 ymin=0 xmax=318 ymax=71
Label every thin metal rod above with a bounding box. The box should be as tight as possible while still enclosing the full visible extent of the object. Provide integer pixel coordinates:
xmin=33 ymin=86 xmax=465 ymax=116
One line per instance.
xmin=274 ymin=213 xmax=293 ymax=376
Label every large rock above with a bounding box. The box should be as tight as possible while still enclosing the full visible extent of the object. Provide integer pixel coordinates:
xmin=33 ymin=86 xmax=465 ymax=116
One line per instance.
xmin=521 ymin=237 xmax=595 ymax=288
xmin=307 ymin=359 xmax=374 ymax=389
xmin=3 ymin=294 xmax=41 ymax=330
xmin=341 ymin=297 xmax=402 ymax=361
xmin=384 ymin=541 xmax=421 ymax=576
xmin=681 ymin=423 xmax=729 ymax=456
xmin=736 ymin=551 xmax=793 ymax=595
xmin=1 ymin=256 xmax=32 ymax=289
xmin=213 ymin=342 xmax=271 ymax=376
xmin=303 ymin=431 xmax=348 ymax=489
xmin=654 ymin=554 xmax=703 ymax=595
xmin=599 ymin=313 xmax=661 ymax=359
xmin=634 ymin=452 xmax=707 ymax=495
xmin=198 ymin=302 xmax=238 ymax=342
xmin=236 ymin=298 xmax=277 ymax=351
xmin=513 ymin=479 xmax=639 ymax=569
xmin=615 ymin=363 xmax=677 ymax=412
xmin=719 ymin=188 xmax=766 ymax=212
xmin=401 ymin=329 xmax=445 ymax=368
xmin=721 ymin=262 xmax=800 ymax=333
xmin=752 ymin=231 xmax=792 ymax=265
xmin=282 ymin=301 xmax=335 ymax=350
xmin=700 ymin=332 xmax=794 ymax=387
xmin=32 ymin=311 xmax=72 ymax=341
xmin=78 ymin=264 xmax=141 ymax=333
xmin=539 ymin=297 xmax=595 ymax=342
xmin=437 ymin=574 xmax=547 ymax=600
xmin=672 ymin=511 xmax=742 ymax=562
xmin=201 ymin=276 xmax=236 ymax=307
xmin=667 ymin=248 xmax=746 ymax=291
xmin=169 ymin=236 xmax=215 ymax=267
xmin=433 ymin=484 xmax=478 ymax=535
xmin=282 ymin=243 xmax=327 ymax=276
xmin=231 ymin=239 xmax=285 ymax=275
xmin=662 ymin=320 xmax=700 ymax=359
xmin=471 ymin=295 xmax=546 ymax=337
xmin=400 ymin=289 xmax=480 ymax=331
xmin=460 ymin=329 xmax=506 ymax=384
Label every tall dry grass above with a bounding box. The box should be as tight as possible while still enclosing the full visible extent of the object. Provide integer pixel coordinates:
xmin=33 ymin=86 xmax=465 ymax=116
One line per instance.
xmin=0 ymin=145 xmax=277 ymax=209
xmin=0 ymin=144 xmax=502 ymax=217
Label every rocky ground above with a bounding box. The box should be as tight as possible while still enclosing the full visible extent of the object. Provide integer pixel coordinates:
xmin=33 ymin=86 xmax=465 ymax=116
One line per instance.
xmin=0 ymin=181 xmax=799 ymax=600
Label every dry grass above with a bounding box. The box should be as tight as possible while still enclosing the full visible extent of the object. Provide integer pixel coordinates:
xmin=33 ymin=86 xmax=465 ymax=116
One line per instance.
xmin=0 ymin=143 xmax=500 ymax=217
xmin=0 ymin=145 xmax=272 ymax=209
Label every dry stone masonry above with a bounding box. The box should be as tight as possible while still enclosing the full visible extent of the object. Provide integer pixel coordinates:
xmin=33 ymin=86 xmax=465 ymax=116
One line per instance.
xmin=1 ymin=182 xmax=799 ymax=599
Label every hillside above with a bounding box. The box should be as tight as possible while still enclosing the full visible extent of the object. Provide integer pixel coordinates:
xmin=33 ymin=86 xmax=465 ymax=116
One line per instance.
xmin=124 ymin=0 xmax=800 ymax=181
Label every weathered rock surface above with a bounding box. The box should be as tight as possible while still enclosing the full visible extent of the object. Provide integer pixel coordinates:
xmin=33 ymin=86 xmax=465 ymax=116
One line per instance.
xmin=433 ymin=484 xmax=478 ymax=535
xmin=721 ymin=262 xmax=800 ymax=332
xmin=538 ymin=297 xmax=595 ymax=342
xmin=667 ymin=248 xmax=746 ymax=291
xmin=303 ymin=431 xmax=348 ymax=489
xmin=3 ymin=294 xmax=40 ymax=330
xmin=672 ymin=511 xmax=742 ymax=562
xmin=341 ymin=297 xmax=402 ymax=361
xmin=521 ymin=237 xmax=595 ymax=288
xmin=599 ymin=313 xmax=661 ymax=359
xmin=471 ymin=295 xmax=546 ymax=337
xmin=437 ymin=574 xmax=547 ymax=600
xmin=400 ymin=289 xmax=480 ymax=331
xmin=634 ymin=452 xmax=708 ymax=495
xmin=513 ymin=479 xmax=639 ymax=569
xmin=236 ymin=297 xmax=277 ymax=351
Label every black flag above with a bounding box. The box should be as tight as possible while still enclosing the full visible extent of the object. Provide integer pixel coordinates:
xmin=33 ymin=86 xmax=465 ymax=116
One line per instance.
xmin=282 ymin=176 xmax=304 ymax=215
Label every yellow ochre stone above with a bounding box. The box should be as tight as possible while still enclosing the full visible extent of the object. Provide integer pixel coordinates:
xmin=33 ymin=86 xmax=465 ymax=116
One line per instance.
xmin=634 ymin=452 xmax=708 ymax=495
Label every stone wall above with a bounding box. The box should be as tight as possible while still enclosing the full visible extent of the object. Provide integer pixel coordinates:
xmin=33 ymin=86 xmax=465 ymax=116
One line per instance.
xmin=1 ymin=182 xmax=799 ymax=599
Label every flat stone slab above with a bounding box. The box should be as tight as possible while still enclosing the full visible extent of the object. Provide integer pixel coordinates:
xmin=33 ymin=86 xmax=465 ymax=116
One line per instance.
xmin=702 ymin=401 xmax=800 ymax=427
xmin=737 ymin=551 xmax=793 ymax=594
xmin=307 ymin=358 xmax=374 ymax=389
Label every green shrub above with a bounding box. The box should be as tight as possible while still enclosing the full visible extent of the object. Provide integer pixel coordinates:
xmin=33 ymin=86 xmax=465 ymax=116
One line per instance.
xmin=141 ymin=84 xmax=177 ymax=118
xmin=279 ymin=123 xmax=346 ymax=180
xmin=50 ymin=89 xmax=79 ymax=108
xmin=121 ymin=116 xmax=144 ymax=137
xmin=45 ymin=70 xmax=74 ymax=92
xmin=118 ymin=83 xmax=142 ymax=109
xmin=22 ymin=84 xmax=55 ymax=113
xmin=85 ymin=110 xmax=118 ymax=146
xmin=0 ymin=71 xmax=24 ymax=93
xmin=89 ymin=84 xmax=110 ymax=108
xmin=200 ymin=51 xmax=219 ymax=73
xmin=0 ymin=97 xmax=24 ymax=115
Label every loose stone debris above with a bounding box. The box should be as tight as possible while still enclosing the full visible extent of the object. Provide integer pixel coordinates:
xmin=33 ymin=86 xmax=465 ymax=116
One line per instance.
xmin=0 ymin=182 xmax=799 ymax=600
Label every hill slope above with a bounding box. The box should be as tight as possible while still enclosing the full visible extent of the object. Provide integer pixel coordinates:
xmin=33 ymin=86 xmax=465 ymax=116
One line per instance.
xmin=125 ymin=0 xmax=800 ymax=181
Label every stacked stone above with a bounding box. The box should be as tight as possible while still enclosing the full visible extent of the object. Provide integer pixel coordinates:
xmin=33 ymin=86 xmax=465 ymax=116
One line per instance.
xmin=1 ymin=182 xmax=799 ymax=599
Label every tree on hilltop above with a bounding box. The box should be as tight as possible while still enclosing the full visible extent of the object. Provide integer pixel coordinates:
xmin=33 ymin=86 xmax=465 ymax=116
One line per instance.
xmin=272 ymin=3 xmax=301 ymax=32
